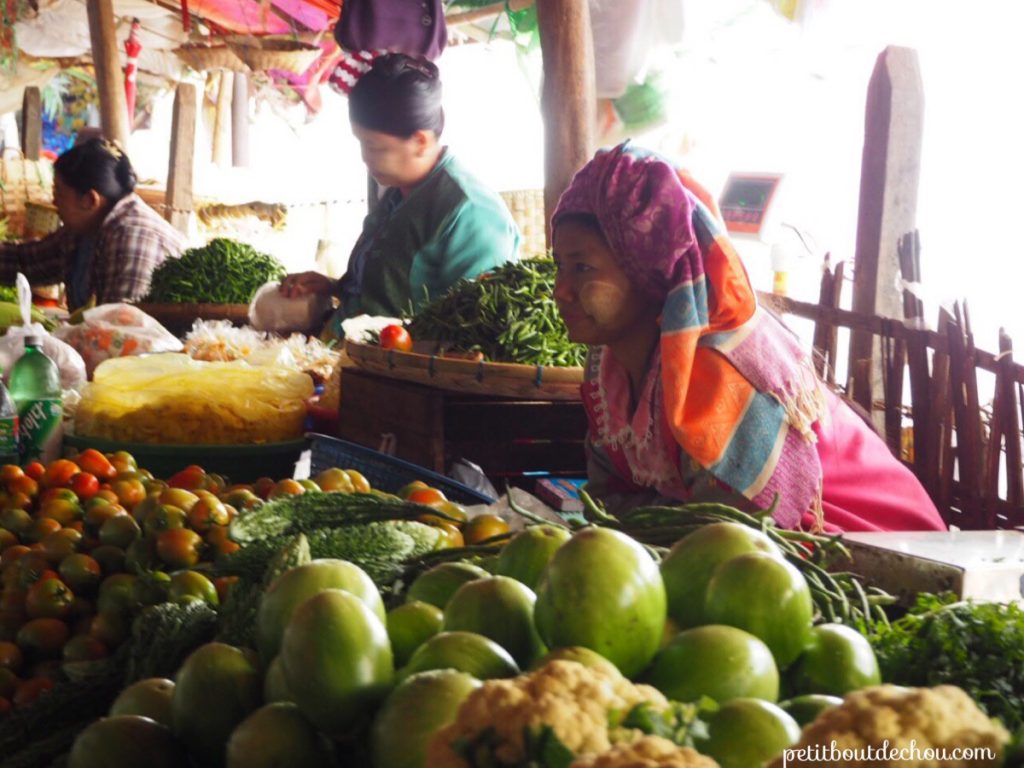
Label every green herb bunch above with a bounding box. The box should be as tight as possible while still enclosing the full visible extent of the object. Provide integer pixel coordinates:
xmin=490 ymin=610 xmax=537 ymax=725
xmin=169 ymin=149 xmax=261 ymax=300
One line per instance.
xmin=869 ymin=592 xmax=1024 ymax=729
xmin=406 ymin=258 xmax=586 ymax=367
xmin=144 ymin=237 xmax=286 ymax=304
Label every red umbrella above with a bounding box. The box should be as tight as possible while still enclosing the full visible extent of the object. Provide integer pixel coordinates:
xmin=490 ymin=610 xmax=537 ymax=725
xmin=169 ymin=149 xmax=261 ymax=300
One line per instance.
xmin=124 ymin=18 xmax=142 ymax=130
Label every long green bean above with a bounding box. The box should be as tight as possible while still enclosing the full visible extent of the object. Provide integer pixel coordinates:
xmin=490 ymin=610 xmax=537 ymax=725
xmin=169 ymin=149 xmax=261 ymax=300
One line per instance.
xmin=406 ymin=259 xmax=586 ymax=367
xmin=144 ymin=238 xmax=286 ymax=304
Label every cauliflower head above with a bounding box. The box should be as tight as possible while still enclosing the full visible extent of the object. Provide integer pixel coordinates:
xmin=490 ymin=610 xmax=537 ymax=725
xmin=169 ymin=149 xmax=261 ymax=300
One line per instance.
xmin=769 ymin=684 xmax=1009 ymax=768
xmin=569 ymin=736 xmax=720 ymax=768
xmin=425 ymin=659 xmax=670 ymax=767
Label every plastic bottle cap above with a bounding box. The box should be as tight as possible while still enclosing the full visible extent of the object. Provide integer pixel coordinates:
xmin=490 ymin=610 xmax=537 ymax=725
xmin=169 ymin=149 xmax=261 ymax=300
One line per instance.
xmin=23 ymin=336 xmax=40 ymax=347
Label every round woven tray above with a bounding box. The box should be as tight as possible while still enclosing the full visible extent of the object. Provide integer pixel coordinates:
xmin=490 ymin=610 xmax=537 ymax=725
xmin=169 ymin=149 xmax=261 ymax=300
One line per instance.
xmin=175 ymin=43 xmax=248 ymax=72
xmin=225 ymin=36 xmax=322 ymax=74
xmin=134 ymin=303 xmax=251 ymax=337
xmin=344 ymin=339 xmax=583 ymax=400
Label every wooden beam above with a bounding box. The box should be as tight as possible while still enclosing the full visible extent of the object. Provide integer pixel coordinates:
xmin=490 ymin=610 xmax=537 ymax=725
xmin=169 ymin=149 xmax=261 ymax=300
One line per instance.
xmin=848 ymin=46 xmax=924 ymax=419
xmin=20 ymin=87 xmax=42 ymax=161
xmin=231 ymin=72 xmax=249 ymax=167
xmin=86 ymin=0 xmax=131 ymax=147
xmin=166 ymin=82 xmax=197 ymax=234
xmin=536 ymin=0 xmax=596 ymax=244
xmin=212 ymin=70 xmax=234 ymax=167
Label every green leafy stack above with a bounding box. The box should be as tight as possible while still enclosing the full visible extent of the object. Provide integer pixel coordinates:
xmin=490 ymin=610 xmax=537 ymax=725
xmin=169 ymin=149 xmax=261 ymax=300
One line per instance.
xmin=869 ymin=592 xmax=1024 ymax=729
xmin=406 ymin=259 xmax=586 ymax=367
xmin=144 ymin=237 xmax=286 ymax=304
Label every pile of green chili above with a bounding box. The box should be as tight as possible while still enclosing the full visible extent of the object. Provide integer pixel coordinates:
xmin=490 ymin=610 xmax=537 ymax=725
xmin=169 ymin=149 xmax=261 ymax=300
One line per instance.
xmin=406 ymin=258 xmax=586 ymax=367
xmin=143 ymin=238 xmax=286 ymax=304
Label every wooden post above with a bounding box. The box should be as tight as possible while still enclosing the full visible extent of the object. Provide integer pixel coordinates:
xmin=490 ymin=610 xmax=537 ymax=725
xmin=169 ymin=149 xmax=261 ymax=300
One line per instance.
xmin=536 ymin=0 xmax=596 ymax=244
xmin=231 ymin=72 xmax=249 ymax=168
xmin=212 ymin=70 xmax=234 ymax=167
xmin=20 ymin=87 xmax=42 ymax=161
xmin=848 ymin=46 xmax=924 ymax=420
xmin=166 ymin=82 xmax=197 ymax=234
xmin=86 ymin=0 xmax=130 ymax=147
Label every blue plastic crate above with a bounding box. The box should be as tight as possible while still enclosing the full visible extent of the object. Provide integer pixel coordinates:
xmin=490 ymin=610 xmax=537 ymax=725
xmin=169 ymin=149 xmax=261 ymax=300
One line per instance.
xmin=307 ymin=433 xmax=496 ymax=505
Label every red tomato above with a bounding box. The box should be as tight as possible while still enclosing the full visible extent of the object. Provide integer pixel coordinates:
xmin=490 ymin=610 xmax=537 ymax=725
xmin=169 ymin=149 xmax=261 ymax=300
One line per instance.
xmin=379 ymin=324 xmax=413 ymax=352
xmin=69 ymin=473 xmax=100 ymax=500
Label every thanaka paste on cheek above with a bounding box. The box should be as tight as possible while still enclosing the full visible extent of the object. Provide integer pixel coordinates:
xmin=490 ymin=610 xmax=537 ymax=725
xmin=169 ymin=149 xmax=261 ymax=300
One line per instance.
xmin=579 ymin=281 xmax=628 ymax=325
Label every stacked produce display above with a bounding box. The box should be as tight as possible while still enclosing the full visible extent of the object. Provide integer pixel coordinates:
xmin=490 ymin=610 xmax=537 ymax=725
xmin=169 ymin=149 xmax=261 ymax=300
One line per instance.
xmin=142 ymin=238 xmax=287 ymax=307
xmin=1 ymin=447 xmax=1021 ymax=768
xmin=402 ymin=258 xmax=586 ymax=367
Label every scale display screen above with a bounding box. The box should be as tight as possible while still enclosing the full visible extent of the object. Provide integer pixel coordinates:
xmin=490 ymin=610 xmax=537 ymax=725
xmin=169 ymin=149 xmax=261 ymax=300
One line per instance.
xmin=719 ymin=174 xmax=783 ymax=236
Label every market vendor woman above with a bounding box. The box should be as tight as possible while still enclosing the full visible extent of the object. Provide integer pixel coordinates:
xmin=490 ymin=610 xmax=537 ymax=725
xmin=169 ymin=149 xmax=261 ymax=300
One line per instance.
xmin=552 ymin=142 xmax=946 ymax=533
xmin=280 ymin=53 xmax=519 ymax=338
xmin=0 ymin=138 xmax=185 ymax=310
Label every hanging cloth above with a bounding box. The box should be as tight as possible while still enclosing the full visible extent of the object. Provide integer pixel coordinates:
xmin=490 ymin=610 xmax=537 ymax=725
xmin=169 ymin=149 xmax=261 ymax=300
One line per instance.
xmin=334 ymin=0 xmax=447 ymax=61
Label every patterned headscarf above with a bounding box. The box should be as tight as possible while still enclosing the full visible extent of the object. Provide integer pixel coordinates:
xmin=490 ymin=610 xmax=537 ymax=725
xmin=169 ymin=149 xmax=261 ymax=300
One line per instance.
xmin=553 ymin=142 xmax=825 ymax=528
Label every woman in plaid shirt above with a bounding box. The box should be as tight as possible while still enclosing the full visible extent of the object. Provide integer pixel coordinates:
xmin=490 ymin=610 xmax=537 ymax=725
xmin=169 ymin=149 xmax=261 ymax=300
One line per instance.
xmin=0 ymin=139 xmax=185 ymax=310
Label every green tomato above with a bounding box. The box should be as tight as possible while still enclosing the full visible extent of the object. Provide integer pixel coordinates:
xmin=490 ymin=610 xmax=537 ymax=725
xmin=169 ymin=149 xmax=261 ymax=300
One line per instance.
xmin=704 ymin=552 xmax=813 ymax=669
xmin=660 ymin=522 xmax=780 ymax=629
xmin=398 ymin=631 xmax=519 ymax=682
xmin=494 ymin=525 xmax=571 ymax=590
xmin=280 ymin=589 xmax=393 ymax=739
xmin=778 ymin=694 xmax=844 ymax=727
xmin=535 ymin=527 xmax=665 ymax=678
xmin=167 ymin=570 xmax=219 ymax=607
xmin=387 ymin=601 xmax=444 ymax=668
xmin=693 ymin=698 xmax=801 ymax=768
xmin=787 ymin=623 xmax=881 ymax=696
xmin=443 ymin=576 xmax=546 ymax=668
xmin=406 ymin=562 xmax=489 ymax=610
xmin=643 ymin=624 xmax=779 ymax=704
xmin=371 ymin=670 xmax=481 ymax=768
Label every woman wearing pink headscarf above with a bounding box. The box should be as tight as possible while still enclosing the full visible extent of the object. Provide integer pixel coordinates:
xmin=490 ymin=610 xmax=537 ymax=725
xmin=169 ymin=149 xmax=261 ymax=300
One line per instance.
xmin=552 ymin=142 xmax=945 ymax=533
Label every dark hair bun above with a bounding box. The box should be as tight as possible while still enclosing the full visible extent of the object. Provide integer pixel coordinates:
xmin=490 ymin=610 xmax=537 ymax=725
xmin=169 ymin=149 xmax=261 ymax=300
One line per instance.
xmin=54 ymin=138 xmax=137 ymax=202
xmin=349 ymin=53 xmax=444 ymax=138
xmin=376 ymin=53 xmax=438 ymax=80
xmin=115 ymin=156 xmax=137 ymax=193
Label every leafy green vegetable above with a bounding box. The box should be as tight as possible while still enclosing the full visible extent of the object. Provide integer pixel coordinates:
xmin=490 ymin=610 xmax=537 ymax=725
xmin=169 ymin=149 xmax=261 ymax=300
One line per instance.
xmin=406 ymin=258 xmax=586 ymax=367
xmin=617 ymin=701 xmax=711 ymax=748
xmin=869 ymin=592 xmax=1024 ymax=729
xmin=144 ymin=237 xmax=286 ymax=304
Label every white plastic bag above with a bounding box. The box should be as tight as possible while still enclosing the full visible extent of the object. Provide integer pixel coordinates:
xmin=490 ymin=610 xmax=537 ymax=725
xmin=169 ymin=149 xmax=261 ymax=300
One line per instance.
xmin=248 ymin=281 xmax=334 ymax=335
xmin=53 ymin=303 xmax=184 ymax=377
xmin=0 ymin=274 xmax=87 ymax=390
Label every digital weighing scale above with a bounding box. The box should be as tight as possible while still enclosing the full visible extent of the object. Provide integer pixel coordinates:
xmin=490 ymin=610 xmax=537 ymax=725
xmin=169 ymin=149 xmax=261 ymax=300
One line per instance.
xmin=718 ymin=172 xmax=791 ymax=295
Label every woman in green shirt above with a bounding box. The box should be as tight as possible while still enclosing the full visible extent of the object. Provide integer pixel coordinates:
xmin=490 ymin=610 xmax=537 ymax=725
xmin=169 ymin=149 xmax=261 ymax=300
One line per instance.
xmin=281 ymin=53 xmax=520 ymax=338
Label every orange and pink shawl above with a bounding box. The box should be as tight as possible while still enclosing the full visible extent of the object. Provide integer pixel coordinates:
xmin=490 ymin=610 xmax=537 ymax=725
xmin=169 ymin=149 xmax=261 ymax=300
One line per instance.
xmin=553 ymin=142 xmax=826 ymax=527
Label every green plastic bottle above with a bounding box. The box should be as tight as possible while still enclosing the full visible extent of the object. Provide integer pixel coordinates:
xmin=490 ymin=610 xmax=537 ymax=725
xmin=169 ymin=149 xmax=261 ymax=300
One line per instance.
xmin=9 ymin=336 xmax=63 ymax=464
xmin=0 ymin=370 xmax=18 ymax=466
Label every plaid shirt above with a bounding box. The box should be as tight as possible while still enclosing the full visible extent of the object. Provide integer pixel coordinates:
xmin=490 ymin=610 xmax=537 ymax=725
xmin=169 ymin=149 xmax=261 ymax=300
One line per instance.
xmin=0 ymin=194 xmax=185 ymax=309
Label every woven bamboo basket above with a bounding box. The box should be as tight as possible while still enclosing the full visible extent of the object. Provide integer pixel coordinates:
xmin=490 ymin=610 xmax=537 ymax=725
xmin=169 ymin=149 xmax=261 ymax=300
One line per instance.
xmin=175 ymin=43 xmax=248 ymax=73
xmin=1 ymin=153 xmax=53 ymax=237
xmin=344 ymin=339 xmax=583 ymax=400
xmin=225 ymin=36 xmax=322 ymax=74
xmin=24 ymin=202 xmax=60 ymax=239
xmin=500 ymin=188 xmax=547 ymax=258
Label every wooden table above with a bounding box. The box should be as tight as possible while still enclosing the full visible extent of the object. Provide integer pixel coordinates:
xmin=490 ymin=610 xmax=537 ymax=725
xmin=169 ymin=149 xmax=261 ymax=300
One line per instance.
xmin=338 ymin=368 xmax=588 ymax=482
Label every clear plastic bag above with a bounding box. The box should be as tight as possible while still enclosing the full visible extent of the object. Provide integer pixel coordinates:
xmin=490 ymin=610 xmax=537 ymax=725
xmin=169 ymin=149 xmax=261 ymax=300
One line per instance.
xmin=53 ymin=303 xmax=183 ymax=377
xmin=0 ymin=274 xmax=87 ymax=390
xmin=248 ymin=281 xmax=334 ymax=336
xmin=74 ymin=353 xmax=314 ymax=445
